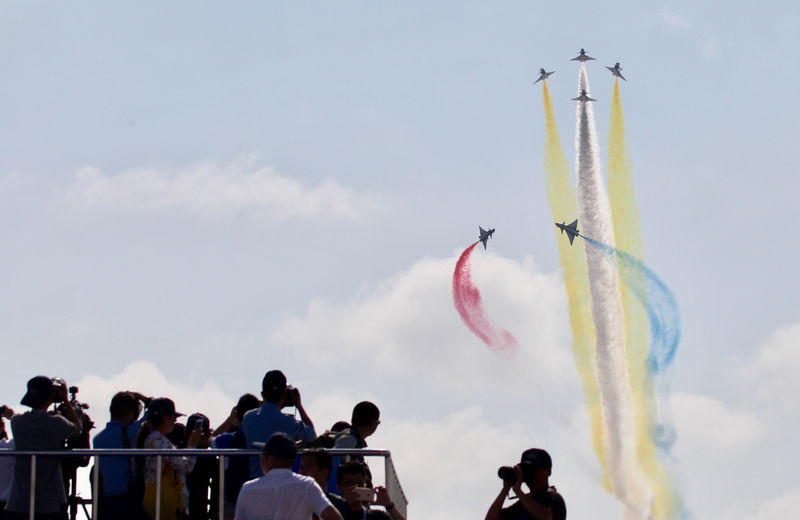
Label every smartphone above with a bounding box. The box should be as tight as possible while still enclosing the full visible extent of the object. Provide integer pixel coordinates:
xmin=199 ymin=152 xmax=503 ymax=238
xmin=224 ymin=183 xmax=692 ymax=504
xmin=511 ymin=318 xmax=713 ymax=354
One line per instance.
xmin=352 ymin=487 xmax=376 ymax=502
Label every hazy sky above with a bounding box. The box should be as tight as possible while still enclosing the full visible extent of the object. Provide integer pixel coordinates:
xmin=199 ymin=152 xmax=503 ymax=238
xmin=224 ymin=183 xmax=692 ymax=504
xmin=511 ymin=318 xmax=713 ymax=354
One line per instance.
xmin=1 ymin=2 xmax=799 ymax=518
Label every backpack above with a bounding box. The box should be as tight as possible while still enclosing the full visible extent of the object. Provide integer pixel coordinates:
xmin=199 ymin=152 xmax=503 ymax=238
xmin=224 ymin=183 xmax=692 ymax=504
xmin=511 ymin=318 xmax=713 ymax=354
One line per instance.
xmin=299 ymin=428 xmax=352 ymax=449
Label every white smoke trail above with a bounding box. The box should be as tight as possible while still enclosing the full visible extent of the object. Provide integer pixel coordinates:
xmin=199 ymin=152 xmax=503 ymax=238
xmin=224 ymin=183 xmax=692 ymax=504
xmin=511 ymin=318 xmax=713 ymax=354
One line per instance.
xmin=574 ymin=64 xmax=651 ymax=519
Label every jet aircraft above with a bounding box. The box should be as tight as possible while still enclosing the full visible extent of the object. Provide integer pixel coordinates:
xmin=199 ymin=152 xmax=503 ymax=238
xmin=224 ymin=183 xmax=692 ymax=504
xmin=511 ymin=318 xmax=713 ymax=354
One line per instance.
xmin=478 ymin=227 xmax=495 ymax=250
xmin=534 ymin=68 xmax=555 ymax=84
xmin=570 ymin=48 xmax=596 ymax=62
xmin=555 ymin=219 xmax=580 ymax=245
xmin=606 ymin=62 xmax=626 ymax=81
xmin=571 ymin=89 xmax=596 ymax=102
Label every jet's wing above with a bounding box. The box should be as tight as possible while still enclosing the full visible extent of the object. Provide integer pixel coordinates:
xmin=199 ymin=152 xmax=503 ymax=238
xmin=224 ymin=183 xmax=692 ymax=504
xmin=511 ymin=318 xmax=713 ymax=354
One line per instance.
xmin=618 ymin=72 xmax=626 ymax=81
xmin=567 ymin=233 xmax=576 ymax=246
xmin=533 ymin=76 xmax=543 ymax=84
xmin=566 ymin=219 xmax=578 ymax=231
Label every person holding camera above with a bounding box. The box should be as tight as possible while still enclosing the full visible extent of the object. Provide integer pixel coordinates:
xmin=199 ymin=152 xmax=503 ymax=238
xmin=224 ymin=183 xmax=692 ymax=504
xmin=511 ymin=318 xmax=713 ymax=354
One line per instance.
xmin=92 ymin=391 xmax=149 ymax=520
xmin=5 ymin=376 xmax=81 ymax=520
xmin=242 ymin=370 xmax=316 ymax=478
xmin=485 ymin=448 xmax=566 ymax=520
xmin=234 ymin=433 xmax=342 ymax=520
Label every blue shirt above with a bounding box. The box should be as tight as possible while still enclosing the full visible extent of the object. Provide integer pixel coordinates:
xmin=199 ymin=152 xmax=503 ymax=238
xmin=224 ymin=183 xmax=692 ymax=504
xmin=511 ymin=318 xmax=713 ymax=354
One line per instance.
xmin=92 ymin=420 xmax=142 ymax=496
xmin=242 ymin=402 xmax=315 ymax=477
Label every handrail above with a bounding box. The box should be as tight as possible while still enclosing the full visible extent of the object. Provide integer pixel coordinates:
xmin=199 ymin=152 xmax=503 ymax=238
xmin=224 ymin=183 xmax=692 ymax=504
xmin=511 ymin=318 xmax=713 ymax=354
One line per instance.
xmin=1 ymin=448 xmax=390 ymax=456
xmin=0 ymin=448 xmax=408 ymax=520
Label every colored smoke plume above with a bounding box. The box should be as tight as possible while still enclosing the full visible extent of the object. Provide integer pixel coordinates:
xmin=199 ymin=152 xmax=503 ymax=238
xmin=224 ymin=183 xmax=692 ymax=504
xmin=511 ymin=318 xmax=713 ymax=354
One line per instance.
xmin=575 ymin=64 xmax=649 ymax=519
xmin=452 ymin=242 xmax=518 ymax=353
xmin=606 ymin=78 xmax=683 ymax=519
xmin=541 ymin=80 xmax=608 ymax=484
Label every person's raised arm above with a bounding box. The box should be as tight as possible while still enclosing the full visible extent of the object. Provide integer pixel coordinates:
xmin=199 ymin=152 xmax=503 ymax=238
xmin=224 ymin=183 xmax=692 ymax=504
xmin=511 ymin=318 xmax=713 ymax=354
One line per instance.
xmin=375 ymin=486 xmax=406 ymax=520
xmin=55 ymin=382 xmax=81 ymax=434
xmin=293 ymin=389 xmax=315 ymax=432
xmin=510 ymin=467 xmax=552 ymax=520
xmin=212 ymin=406 xmax=237 ymax=436
xmin=485 ymin=479 xmax=512 ymax=520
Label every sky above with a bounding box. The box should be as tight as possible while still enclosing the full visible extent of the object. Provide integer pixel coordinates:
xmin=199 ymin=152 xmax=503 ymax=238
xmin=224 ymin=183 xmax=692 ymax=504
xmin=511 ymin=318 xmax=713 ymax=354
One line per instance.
xmin=1 ymin=1 xmax=799 ymax=518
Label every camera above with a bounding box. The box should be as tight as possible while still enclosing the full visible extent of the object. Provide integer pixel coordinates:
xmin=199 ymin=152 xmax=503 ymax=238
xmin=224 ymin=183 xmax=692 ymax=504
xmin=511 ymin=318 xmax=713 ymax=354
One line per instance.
xmin=284 ymin=385 xmax=300 ymax=408
xmin=498 ymin=466 xmax=517 ymax=482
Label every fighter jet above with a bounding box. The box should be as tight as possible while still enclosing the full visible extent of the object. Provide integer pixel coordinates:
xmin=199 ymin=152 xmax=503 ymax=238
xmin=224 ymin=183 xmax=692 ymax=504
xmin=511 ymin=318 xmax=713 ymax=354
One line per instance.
xmin=606 ymin=62 xmax=626 ymax=81
xmin=533 ymin=68 xmax=555 ymax=84
xmin=571 ymin=89 xmax=596 ymax=102
xmin=478 ymin=226 xmax=495 ymax=250
xmin=570 ymin=48 xmax=596 ymax=62
xmin=555 ymin=219 xmax=580 ymax=245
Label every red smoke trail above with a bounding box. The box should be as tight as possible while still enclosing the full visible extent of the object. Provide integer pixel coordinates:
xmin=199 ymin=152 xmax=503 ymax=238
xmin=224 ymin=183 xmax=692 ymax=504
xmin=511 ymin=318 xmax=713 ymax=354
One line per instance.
xmin=452 ymin=242 xmax=518 ymax=353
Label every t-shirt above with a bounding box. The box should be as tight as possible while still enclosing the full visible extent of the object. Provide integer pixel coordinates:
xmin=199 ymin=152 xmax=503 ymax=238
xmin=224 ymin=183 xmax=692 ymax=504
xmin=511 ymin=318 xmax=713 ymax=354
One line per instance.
xmin=242 ymin=403 xmax=316 ymax=478
xmin=235 ymin=468 xmax=333 ymax=520
xmin=92 ymin=420 xmax=142 ymax=496
xmin=501 ymin=487 xmax=567 ymax=520
xmin=6 ymin=411 xmax=79 ymax=514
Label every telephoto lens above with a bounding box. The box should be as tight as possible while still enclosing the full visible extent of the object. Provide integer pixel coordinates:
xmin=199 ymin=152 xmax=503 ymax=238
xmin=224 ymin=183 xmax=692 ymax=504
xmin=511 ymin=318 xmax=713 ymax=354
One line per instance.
xmin=497 ymin=466 xmax=516 ymax=482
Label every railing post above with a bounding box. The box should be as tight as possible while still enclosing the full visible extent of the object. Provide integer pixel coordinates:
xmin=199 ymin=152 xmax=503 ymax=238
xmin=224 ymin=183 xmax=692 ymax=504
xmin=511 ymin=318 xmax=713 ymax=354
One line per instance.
xmin=29 ymin=454 xmax=35 ymax=520
xmin=155 ymin=454 xmax=162 ymax=520
xmin=92 ymin=454 xmax=100 ymax=520
xmin=218 ymin=455 xmax=225 ymax=520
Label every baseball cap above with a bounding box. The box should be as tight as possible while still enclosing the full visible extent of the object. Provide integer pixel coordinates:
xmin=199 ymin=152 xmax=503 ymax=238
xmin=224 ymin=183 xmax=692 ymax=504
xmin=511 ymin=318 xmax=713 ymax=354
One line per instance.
xmin=262 ymin=370 xmax=287 ymax=394
xmin=521 ymin=448 xmax=552 ymax=469
xmin=21 ymin=376 xmax=55 ymax=408
xmin=148 ymin=398 xmax=184 ymax=418
xmin=262 ymin=432 xmax=297 ymax=460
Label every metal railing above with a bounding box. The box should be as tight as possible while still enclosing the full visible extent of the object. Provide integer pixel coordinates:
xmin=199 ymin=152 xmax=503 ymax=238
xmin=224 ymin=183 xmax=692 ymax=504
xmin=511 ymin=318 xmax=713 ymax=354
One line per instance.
xmin=0 ymin=448 xmax=408 ymax=520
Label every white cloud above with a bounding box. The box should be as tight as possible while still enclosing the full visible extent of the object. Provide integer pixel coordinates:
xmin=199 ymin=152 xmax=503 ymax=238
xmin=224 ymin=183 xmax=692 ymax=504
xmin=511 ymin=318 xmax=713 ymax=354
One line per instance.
xmin=672 ymin=393 xmax=765 ymax=454
xmin=659 ymin=9 xmax=691 ymax=30
xmin=66 ymin=156 xmax=384 ymax=219
xmin=272 ymin=252 xmax=576 ymax=397
xmin=371 ymin=405 xmax=623 ymax=520
xmin=75 ymin=361 xmax=235 ymax=429
xmin=746 ymin=487 xmax=800 ymax=520
xmin=740 ymin=322 xmax=800 ymax=416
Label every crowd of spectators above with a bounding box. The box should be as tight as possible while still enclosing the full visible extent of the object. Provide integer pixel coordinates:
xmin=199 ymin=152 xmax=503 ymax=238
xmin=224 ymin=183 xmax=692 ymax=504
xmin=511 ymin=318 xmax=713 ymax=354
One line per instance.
xmin=0 ymin=371 xmax=404 ymax=520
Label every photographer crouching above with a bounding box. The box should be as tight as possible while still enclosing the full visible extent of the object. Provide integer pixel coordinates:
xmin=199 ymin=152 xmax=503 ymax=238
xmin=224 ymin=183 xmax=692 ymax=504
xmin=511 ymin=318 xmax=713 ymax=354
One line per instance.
xmin=5 ymin=376 xmax=82 ymax=520
xmin=485 ymin=448 xmax=567 ymax=520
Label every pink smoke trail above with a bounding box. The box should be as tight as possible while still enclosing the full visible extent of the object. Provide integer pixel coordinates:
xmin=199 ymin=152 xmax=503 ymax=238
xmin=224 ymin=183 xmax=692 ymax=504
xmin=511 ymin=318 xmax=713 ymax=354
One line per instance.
xmin=452 ymin=242 xmax=518 ymax=353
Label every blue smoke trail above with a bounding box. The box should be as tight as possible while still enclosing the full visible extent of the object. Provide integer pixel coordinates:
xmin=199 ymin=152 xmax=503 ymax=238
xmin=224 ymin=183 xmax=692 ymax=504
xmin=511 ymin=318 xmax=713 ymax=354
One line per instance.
xmin=581 ymin=236 xmax=680 ymax=374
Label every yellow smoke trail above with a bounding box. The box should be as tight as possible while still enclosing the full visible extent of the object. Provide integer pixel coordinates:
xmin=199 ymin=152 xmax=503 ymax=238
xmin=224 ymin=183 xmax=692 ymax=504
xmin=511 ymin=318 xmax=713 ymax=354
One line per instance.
xmin=541 ymin=81 xmax=609 ymax=488
xmin=607 ymin=78 xmax=680 ymax=518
